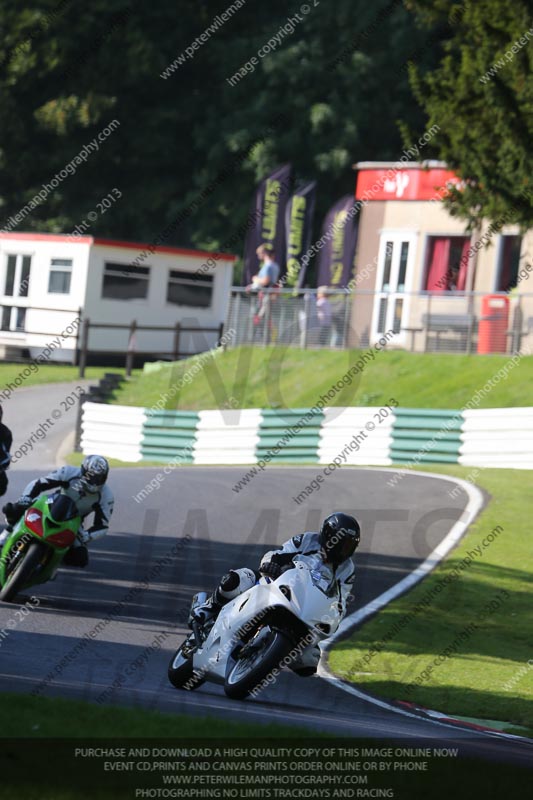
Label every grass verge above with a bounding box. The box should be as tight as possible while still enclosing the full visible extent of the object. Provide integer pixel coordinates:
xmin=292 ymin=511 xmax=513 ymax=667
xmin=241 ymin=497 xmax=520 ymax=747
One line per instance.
xmin=0 ymin=693 xmax=316 ymax=799
xmin=0 ymin=364 xmax=108 ymax=391
xmin=0 ymin=692 xmax=531 ymax=800
xmin=109 ymin=347 xmax=533 ymax=411
xmin=0 ymin=691 xmax=310 ymax=738
xmin=329 ymin=465 xmax=533 ymax=737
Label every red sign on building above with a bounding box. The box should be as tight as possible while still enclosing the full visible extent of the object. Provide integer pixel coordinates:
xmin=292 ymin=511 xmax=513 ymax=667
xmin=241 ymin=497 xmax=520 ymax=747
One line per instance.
xmin=355 ymin=167 xmax=461 ymax=201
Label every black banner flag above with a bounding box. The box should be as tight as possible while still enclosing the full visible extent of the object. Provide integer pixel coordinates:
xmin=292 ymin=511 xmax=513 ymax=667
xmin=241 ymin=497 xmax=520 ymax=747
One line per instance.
xmin=242 ymin=164 xmax=292 ymax=285
xmin=316 ymin=195 xmax=358 ymax=288
xmin=284 ymin=181 xmax=317 ymax=288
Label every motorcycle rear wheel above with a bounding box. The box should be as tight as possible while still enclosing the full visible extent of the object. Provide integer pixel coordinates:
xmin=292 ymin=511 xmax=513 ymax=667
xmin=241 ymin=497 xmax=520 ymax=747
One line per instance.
xmin=168 ymin=638 xmax=206 ymax=691
xmin=0 ymin=541 xmax=45 ymax=603
xmin=224 ymin=627 xmax=293 ymax=700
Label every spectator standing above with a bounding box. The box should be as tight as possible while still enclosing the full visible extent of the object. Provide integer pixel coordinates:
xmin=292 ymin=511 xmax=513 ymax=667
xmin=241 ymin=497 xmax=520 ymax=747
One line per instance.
xmin=316 ymin=286 xmax=333 ymax=346
xmin=247 ymin=244 xmax=280 ymax=342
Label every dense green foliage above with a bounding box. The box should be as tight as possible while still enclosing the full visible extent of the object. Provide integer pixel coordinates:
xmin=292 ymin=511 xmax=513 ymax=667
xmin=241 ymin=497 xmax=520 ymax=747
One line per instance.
xmin=407 ymin=0 xmax=533 ymax=229
xmin=0 ymin=0 xmax=434 ymax=261
xmin=1 ymin=1 xmax=530 ymax=259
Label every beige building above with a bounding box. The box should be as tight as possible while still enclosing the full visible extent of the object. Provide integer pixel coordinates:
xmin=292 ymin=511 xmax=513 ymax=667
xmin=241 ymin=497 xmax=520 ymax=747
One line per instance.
xmin=349 ymin=161 xmax=533 ymax=353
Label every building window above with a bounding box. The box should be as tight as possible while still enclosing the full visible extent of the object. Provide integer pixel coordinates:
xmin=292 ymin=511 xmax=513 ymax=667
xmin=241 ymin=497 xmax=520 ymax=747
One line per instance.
xmin=1 ymin=306 xmax=11 ymax=331
xmin=497 ymin=236 xmax=522 ymax=291
xmin=5 ymin=256 xmax=16 ymax=296
xmin=3 ymin=254 xmax=32 ymax=297
xmin=15 ymin=307 xmax=26 ymax=331
xmin=398 ymin=242 xmax=409 ymax=291
xmin=102 ymin=263 xmax=150 ymax=300
xmin=167 ymin=269 xmax=213 ymax=308
xmin=423 ymin=236 xmax=471 ymax=292
xmin=48 ymin=258 xmax=73 ymax=294
xmin=372 ymin=234 xmax=415 ymax=342
xmin=0 ymin=306 xmax=25 ymax=332
xmin=381 ymin=242 xmax=393 ymax=290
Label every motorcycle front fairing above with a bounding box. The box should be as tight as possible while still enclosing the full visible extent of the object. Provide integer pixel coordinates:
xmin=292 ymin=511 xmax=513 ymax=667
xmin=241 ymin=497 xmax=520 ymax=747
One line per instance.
xmin=193 ymin=559 xmax=342 ymax=684
xmin=0 ymin=495 xmax=79 ymax=589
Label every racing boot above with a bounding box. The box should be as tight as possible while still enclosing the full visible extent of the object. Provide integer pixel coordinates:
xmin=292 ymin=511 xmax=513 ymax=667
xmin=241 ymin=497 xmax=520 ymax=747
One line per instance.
xmin=190 ymin=568 xmax=258 ymax=627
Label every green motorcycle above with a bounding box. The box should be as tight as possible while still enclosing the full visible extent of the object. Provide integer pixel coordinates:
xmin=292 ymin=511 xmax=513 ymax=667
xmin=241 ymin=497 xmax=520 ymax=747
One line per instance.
xmin=0 ymin=493 xmax=81 ymax=603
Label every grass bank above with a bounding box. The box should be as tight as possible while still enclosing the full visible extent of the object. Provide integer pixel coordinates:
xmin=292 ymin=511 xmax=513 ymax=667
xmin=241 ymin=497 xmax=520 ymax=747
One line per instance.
xmin=329 ymin=465 xmax=533 ymax=737
xmin=109 ymin=347 xmax=532 ymax=411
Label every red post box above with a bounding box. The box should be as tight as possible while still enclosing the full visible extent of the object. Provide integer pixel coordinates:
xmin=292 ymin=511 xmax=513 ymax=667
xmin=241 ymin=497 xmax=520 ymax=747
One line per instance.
xmin=477 ymin=294 xmax=509 ymax=354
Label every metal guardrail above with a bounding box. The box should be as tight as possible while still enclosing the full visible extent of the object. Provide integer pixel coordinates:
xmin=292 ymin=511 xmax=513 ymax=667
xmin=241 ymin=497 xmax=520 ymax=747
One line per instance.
xmin=224 ymin=288 xmax=533 ymax=354
xmin=77 ymin=319 xmax=224 ymax=377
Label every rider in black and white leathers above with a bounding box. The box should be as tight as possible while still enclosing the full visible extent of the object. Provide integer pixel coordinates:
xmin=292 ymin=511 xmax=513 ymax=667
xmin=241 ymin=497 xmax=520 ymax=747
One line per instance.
xmin=21 ymin=466 xmax=113 ymax=539
xmin=192 ymin=513 xmax=361 ymax=675
xmin=0 ymin=457 xmax=113 ymax=567
xmin=259 ymin=531 xmax=356 ymax=616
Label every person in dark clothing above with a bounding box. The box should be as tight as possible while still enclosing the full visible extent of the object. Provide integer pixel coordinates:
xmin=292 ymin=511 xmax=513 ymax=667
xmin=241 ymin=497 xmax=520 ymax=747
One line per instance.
xmin=0 ymin=405 xmax=13 ymax=498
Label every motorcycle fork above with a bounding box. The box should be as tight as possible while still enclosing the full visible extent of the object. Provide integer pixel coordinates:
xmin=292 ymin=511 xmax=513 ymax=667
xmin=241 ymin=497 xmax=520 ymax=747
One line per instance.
xmin=4 ymin=538 xmax=31 ymax=574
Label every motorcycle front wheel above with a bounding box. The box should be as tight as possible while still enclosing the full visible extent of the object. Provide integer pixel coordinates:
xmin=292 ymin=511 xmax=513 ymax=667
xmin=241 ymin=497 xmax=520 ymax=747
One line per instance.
xmin=0 ymin=541 xmax=45 ymax=603
xmin=168 ymin=638 xmax=206 ymax=691
xmin=224 ymin=627 xmax=293 ymax=700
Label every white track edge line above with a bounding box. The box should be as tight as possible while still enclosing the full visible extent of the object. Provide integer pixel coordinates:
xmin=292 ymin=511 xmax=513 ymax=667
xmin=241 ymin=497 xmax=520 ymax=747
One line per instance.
xmin=318 ymin=468 xmax=532 ymax=745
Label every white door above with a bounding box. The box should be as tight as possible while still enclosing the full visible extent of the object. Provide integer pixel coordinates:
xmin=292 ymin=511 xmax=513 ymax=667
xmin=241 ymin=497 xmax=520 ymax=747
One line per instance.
xmin=371 ymin=233 xmax=416 ymax=345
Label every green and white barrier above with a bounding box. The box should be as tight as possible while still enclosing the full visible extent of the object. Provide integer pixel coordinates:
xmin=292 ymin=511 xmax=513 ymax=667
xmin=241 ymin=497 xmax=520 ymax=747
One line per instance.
xmin=390 ymin=408 xmax=463 ymax=465
xmin=459 ymin=408 xmax=533 ymax=469
xmin=141 ymin=410 xmax=198 ymax=462
xmin=194 ymin=409 xmax=261 ymax=465
xmin=319 ymin=407 xmax=393 ymax=466
xmin=80 ymin=402 xmax=533 ymax=469
xmin=257 ymin=409 xmax=323 ymax=464
xmin=80 ymin=403 xmax=145 ymax=462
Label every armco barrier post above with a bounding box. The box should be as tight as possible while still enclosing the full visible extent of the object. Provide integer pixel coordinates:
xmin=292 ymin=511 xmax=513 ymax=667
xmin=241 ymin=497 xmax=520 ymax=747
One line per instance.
xmin=302 ymin=293 xmax=310 ymax=349
xmin=173 ymin=322 xmax=181 ymax=360
xmin=74 ymin=307 xmax=83 ymax=366
xmin=125 ymin=319 xmax=137 ymax=376
xmin=78 ymin=318 xmax=90 ymax=378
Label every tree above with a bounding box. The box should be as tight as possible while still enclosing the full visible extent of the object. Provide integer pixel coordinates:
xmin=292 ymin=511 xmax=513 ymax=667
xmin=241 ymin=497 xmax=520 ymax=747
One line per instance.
xmin=406 ymin=0 xmax=533 ymax=229
xmin=0 ymin=1 xmax=434 ymax=266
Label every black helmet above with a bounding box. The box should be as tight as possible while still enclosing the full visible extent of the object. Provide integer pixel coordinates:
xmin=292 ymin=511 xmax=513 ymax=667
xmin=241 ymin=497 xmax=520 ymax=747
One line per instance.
xmin=319 ymin=512 xmax=361 ymax=567
xmin=81 ymin=455 xmax=109 ymax=491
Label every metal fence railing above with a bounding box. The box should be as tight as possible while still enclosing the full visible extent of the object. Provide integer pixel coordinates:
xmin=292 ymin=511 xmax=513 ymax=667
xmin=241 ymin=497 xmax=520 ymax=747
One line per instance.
xmin=224 ymin=288 xmax=533 ymax=354
xmin=226 ymin=288 xmax=353 ymax=349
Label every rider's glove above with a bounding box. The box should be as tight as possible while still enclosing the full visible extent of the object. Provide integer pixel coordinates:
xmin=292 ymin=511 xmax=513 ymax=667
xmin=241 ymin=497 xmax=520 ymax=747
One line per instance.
xmin=77 ymin=529 xmax=91 ymax=545
xmin=18 ymin=495 xmax=33 ymax=508
xmin=260 ymin=560 xmax=282 ymax=579
xmin=2 ymin=501 xmax=16 ymax=522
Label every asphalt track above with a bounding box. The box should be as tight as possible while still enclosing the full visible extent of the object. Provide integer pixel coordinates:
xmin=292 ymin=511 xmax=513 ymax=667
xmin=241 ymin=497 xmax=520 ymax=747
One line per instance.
xmin=0 ymin=384 xmax=531 ymax=767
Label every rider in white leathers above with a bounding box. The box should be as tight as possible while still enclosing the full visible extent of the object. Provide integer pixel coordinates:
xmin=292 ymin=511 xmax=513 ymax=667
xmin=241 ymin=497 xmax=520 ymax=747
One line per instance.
xmin=192 ymin=512 xmax=361 ymax=675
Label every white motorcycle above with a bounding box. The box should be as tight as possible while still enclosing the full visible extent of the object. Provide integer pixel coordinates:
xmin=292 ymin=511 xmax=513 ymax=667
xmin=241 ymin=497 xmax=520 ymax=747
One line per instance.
xmin=168 ymin=554 xmax=343 ymax=700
